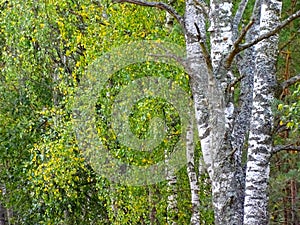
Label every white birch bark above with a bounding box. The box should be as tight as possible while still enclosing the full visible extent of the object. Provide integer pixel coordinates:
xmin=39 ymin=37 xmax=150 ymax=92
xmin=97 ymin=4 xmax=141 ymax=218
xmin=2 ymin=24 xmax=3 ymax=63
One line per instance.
xmin=209 ymin=0 xmax=233 ymax=74
xmin=164 ymin=6 xmax=179 ymax=222
xmin=166 ymin=152 xmax=178 ymax=225
xmin=231 ymin=1 xmax=262 ymax=220
xmin=184 ymin=0 xmax=213 ymax=177
xmin=183 ymin=4 xmax=227 ymax=223
xmin=207 ymin=1 xmax=246 ymax=224
xmin=232 ymin=0 xmax=249 ymax=40
xmin=165 ymin=0 xmax=175 ymax=29
xmin=0 ymin=204 xmax=5 ymax=225
xmin=244 ymin=1 xmax=282 ymax=224
xmin=186 ymin=120 xmax=200 ymax=225
xmin=184 ymin=0 xmax=246 ymax=223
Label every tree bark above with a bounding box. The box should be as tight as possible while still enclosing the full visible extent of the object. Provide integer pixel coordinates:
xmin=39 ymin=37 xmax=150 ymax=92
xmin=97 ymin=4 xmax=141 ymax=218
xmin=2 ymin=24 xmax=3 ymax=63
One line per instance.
xmin=185 ymin=0 xmax=246 ymax=223
xmin=166 ymin=152 xmax=178 ymax=225
xmin=231 ymin=1 xmax=262 ymax=222
xmin=165 ymin=0 xmax=175 ymax=29
xmin=186 ymin=120 xmax=200 ymax=225
xmin=243 ymin=1 xmax=282 ymax=224
xmin=0 ymin=203 xmax=5 ymax=225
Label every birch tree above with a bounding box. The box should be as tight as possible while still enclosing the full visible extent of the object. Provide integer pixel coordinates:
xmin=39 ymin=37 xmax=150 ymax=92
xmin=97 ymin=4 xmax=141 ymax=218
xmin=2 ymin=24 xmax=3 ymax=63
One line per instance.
xmin=186 ymin=120 xmax=200 ymax=225
xmin=0 ymin=204 xmax=5 ymax=225
xmin=112 ymin=0 xmax=300 ymax=224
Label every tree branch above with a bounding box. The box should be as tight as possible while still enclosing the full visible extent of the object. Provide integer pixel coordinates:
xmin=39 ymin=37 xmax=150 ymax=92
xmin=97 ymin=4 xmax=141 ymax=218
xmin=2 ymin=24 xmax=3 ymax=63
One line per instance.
xmin=225 ymin=9 xmax=300 ymax=69
xmin=273 ymin=144 xmax=300 ymax=154
xmin=114 ymin=0 xmax=185 ymax=29
xmin=227 ymin=75 xmax=245 ymax=92
xmin=224 ymin=19 xmax=255 ymax=69
xmin=281 ymin=74 xmax=300 ymax=89
xmin=239 ymin=9 xmax=300 ymax=52
xmin=232 ymin=0 xmax=249 ymax=39
xmin=194 ymin=23 xmax=212 ymax=72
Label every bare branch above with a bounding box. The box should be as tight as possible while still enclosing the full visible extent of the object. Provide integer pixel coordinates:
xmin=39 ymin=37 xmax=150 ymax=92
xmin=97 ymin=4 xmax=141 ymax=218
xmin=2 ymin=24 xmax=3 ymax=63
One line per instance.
xmin=281 ymin=74 xmax=300 ymax=89
xmin=114 ymin=0 xmax=185 ymax=29
xmin=233 ymin=0 xmax=249 ymax=39
xmin=227 ymin=75 xmax=245 ymax=92
xmin=194 ymin=23 xmax=212 ymax=72
xmin=224 ymin=19 xmax=255 ymax=69
xmin=273 ymin=144 xmax=300 ymax=154
xmin=240 ymin=9 xmax=300 ymax=51
xmin=225 ymin=9 xmax=300 ymax=68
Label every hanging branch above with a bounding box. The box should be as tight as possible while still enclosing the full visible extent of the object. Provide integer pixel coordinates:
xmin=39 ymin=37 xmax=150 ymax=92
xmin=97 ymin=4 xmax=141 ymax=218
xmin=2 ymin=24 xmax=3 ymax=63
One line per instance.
xmin=113 ymin=0 xmax=185 ymax=30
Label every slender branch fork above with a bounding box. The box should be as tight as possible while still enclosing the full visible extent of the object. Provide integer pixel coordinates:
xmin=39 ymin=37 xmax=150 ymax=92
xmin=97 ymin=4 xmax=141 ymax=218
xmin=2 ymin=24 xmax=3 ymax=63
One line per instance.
xmin=113 ymin=0 xmax=185 ymax=29
xmin=115 ymin=0 xmax=300 ymax=87
xmin=194 ymin=23 xmax=212 ymax=72
xmin=224 ymin=19 xmax=255 ymax=69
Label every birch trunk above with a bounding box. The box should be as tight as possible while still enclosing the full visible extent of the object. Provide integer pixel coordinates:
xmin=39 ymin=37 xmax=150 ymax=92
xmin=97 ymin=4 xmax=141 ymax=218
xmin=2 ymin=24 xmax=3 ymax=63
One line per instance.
xmin=0 ymin=185 xmax=6 ymax=225
xmin=244 ymin=1 xmax=282 ymax=224
xmin=186 ymin=120 xmax=200 ymax=225
xmin=165 ymin=0 xmax=175 ymax=29
xmin=184 ymin=0 xmax=211 ymax=181
xmin=0 ymin=203 xmax=5 ymax=225
xmin=184 ymin=0 xmax=246 ymax=223
xmin=207 ymin=1 xmax=246 ymax=224
xmin=166 ymin=153 xmax=178 ymax=225
xmin=231 ymin=1 xmax=262 ymax=221
xmin=183 ymin=3 xmax=220 ymax=223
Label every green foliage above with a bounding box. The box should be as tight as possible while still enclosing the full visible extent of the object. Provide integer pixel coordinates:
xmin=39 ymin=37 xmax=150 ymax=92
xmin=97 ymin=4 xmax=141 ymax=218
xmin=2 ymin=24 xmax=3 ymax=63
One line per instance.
xmin=96 ymin=62 xmax=188 ymax=167
xmin=25 ymin=123 xmax=109 ymax=224
xmin=0 ymin=0 xmax=108 ymax=223
xmin=0 ymin=0 xmax=198 ymax=224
